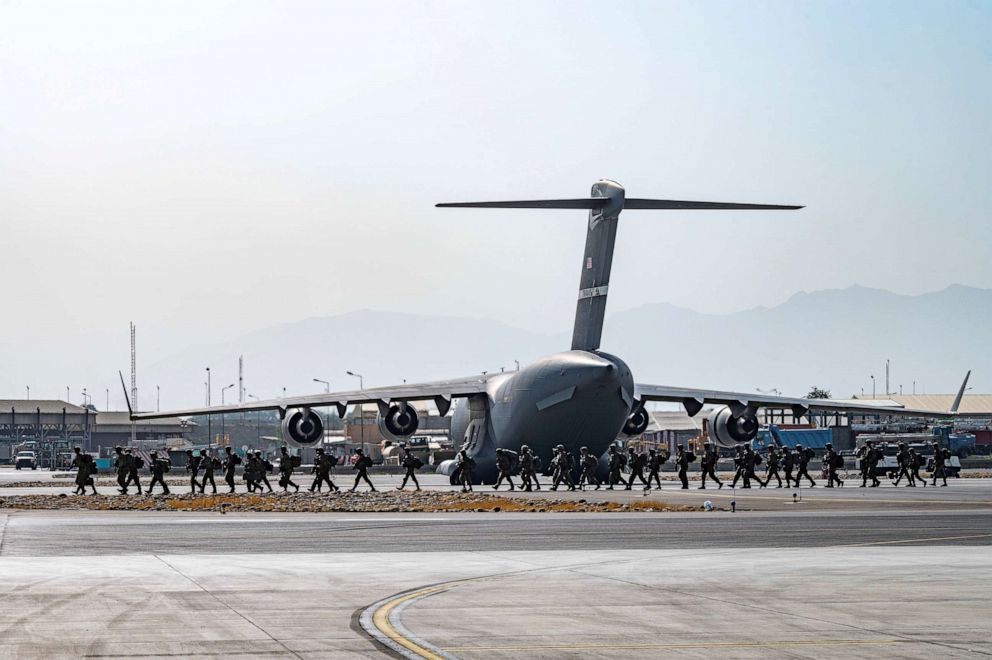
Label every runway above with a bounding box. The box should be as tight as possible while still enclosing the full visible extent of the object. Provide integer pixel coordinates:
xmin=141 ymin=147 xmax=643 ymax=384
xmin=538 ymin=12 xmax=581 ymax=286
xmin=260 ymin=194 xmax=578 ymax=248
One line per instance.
xmin=0 ymin=508 xmax=990 ymax=659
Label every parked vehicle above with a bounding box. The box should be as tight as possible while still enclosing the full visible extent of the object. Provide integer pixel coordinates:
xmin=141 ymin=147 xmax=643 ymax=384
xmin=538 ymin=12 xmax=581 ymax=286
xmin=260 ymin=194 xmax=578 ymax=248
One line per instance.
xmin=14 ymin=450 xmax=38 ymax=470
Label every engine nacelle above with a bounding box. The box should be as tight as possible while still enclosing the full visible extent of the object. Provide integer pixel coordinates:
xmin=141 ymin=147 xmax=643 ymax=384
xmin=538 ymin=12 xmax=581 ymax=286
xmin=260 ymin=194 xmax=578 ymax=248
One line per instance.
xmin=281 ymin=408 xmax=324 ymax=448
xmin=377 ymin=403 xmax=419 ymax=439
xmin=707 ymin=406 xmax=760 ymax=448
xmin=622 ymin=406 xmax=650 ymax=436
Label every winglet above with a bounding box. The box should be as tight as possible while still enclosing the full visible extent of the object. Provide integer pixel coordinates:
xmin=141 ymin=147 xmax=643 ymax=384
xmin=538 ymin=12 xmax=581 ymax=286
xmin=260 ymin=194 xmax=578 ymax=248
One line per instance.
xmin=950 ymin=370 xmax=971 ymax=414
xmin=118 ymin=370 xmax=134 ymax=417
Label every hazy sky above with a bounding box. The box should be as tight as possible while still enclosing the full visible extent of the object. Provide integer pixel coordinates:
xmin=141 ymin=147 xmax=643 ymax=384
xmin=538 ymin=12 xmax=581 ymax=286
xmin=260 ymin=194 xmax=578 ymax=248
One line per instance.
xmin=2 ymin=1 xmax=990 ymax=402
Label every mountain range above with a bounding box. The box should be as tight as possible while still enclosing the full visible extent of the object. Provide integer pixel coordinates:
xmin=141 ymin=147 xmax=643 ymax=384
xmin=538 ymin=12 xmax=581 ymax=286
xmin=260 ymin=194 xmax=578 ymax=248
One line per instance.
xmin=138 ymin=284 xmax=990 ymax=410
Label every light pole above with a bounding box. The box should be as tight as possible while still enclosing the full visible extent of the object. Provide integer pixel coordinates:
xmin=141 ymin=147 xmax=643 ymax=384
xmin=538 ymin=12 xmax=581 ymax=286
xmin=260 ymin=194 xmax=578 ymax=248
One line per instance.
xmin=221 ymin=384 xmax=235 ymax=445
xmin=870 ymin=375 xmax=875 ymax=400
xmin=346 ymin=371 xmax=365 ymax=454
xmin=514 ymin=360 xmax=520 ymax=371
xmin=156 ymin=385 xmax=160 ymax=412
xmin=25 ymin=386 xmax=29 ymax=400
xmin=248 ymin=394 xmax=260 ymax=445
xmin=66 ymin=386 xmax=69 ymax=402
xmin=206 ymin=367 xmax=212 ymax=450
xmin=105 ymin=388 xmax=109 ymax=411
xmin=314 ymin=378 xmax=331 ymax=432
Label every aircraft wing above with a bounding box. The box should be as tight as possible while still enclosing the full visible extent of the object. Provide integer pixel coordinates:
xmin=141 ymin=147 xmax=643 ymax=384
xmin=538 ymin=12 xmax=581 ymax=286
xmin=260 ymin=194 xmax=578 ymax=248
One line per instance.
xmin=633 ymin=384 xmax=955 ymax=418
xmin=128 ymin=375 xmax=490 ymax=421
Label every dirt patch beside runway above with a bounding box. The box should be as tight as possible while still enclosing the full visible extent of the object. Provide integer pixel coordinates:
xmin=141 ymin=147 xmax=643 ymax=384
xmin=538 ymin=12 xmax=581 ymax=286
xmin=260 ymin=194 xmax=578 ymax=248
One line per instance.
xmin=0 ymin=491 xmax=701 ymax=513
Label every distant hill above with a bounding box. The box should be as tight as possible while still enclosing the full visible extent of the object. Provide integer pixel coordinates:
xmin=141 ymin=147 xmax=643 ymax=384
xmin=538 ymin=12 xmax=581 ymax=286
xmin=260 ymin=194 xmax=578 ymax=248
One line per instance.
xmin=140 ymin=285 xmax=989 ymax=409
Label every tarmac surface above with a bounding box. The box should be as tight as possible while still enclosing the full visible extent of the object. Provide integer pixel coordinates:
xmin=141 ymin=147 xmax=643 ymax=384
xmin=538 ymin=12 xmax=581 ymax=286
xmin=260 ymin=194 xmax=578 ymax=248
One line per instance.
xmin=0 ymin=467 xmax=990 ymax=659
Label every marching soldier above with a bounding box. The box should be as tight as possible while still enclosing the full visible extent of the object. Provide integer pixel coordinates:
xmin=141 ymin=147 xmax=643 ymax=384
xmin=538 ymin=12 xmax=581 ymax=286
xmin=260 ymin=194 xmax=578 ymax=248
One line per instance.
xmin=857 ymin=440 xmax=880 ymax=488
xmin=909 ymin=448 xmax=927 ymax=487
xmin=185 ymin=449 xmax=202 ymax=494
xmin=931 ymin=440 xmax=949 ymax=487
xmin=674 ymin=444 xmax=689 ymax=489
xmin=578 ymin=446 xmax=601 ymax=490
xmin=256 ymin=451 xmax=275 ymax=492
xmin=552 ymin=445 xmax=576 ymax=491
xmin=743 ymin=445 xmax=763 ymax=489
xmin=124 ymin=448 xmax=143 ymax=494
xmin=310 ymin=447 xmax=339 ymax=492
xmin=645 ymin=448 xmax=665 ymax=490
xmin=397 ymin=444 xmax=421 ymax=491
xmin=625 ymin=447 xmax=648 ymax=490
xmin=114 ymin=446 xmax=129 ymax=494
xmin=782 ymin=445 xmax=796 ymax=488
xmin=223 ymin=446 xmax=240 ymax=493
xmin=71 ymin=446 xmax=93 ymax=495
xmin=764 ymin=445 xmax=783 ymax=488
xmin=456 ymin=449 xmax=475 ymax=492
xmin=892 ymin=442 xmax=915 ymax=487
xmin=518 ymin=445 xmax=541 ymax=492
xmin=199 ymin=449 xmax=217 ymax=494
xmin=350 ymin=448 xmax=376 ymax=492
xmin=279 ymin=446 xmax=300 ymax=492
xmin=147 ymin=450 xmax=171 ymax=495
xmin=823 ymin=442 xmax=843 ymax=488
xmin=699 ymin=441 xmax=723 ymax=489
xmin=493 ymin=448 xmax=516 ymax=491
xmin=795 ymin=443 xmax=816 ymax=487
xmin=244 ymin=451 xmax=261 ymax=492
xmin=606 ymin=446 xmax=628 ymax=490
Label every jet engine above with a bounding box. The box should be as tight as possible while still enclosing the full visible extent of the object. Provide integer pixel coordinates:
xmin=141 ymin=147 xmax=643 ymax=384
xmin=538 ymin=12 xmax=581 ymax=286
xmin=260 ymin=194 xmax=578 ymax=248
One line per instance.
xmin=706 ymin=406 xmax=760 ymax=448
xmin=622 ymin=406 xmax=650 ymax=436
xmin=377 ymin=403 xmax=419 ymax=439
xmin=281 ymin=408 xmax=324 ymax=448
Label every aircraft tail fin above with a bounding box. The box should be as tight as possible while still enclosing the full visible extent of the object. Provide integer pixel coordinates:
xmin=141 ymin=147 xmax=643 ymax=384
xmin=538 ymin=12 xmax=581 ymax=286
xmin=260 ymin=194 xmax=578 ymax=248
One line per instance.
xmin=951 ymin=370 xmax=971 ymax=414
xmin=436 ymin=180 xmax=802 ymax=352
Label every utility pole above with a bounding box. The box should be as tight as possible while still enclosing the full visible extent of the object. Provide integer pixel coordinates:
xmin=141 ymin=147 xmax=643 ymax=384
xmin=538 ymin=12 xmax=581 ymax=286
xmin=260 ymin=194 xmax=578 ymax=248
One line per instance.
xmin=221 ymin=384 xmax=234 ymax=445
xmin=206 ymin=367 xmax=211 ymax=450
xmin=156 ymin=385 xmax=160 ymax=412
xmin=870 ymin=375 xmax=876 ymax=400
xmin=346 ymin=371 xmax=364 ymax=454
xmin=238 ymin=355 xmax=244 ymax=404
xmin=885 ymin=359 xmax=890 ymax=397
xmin=130 ymin=322 xmax=137 ymax=447
xmin=25 ymin=386 xmax=29 ymax=400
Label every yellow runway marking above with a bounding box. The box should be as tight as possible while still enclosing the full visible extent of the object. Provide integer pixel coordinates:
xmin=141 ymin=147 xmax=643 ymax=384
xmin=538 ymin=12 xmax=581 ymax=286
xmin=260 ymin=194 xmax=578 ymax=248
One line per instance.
xmin=371 ymin=584 xmax=453 ymax=659
xmin=445 ymin=639 xmax=903 ymax=652
xmin=839 ymin=532 xmax=992 ymax=547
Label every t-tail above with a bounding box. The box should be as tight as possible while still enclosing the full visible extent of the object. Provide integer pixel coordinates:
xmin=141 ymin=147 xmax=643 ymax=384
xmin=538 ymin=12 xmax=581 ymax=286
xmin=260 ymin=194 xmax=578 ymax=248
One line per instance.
xmin=437 ymin=180 xmax=802 ymax=351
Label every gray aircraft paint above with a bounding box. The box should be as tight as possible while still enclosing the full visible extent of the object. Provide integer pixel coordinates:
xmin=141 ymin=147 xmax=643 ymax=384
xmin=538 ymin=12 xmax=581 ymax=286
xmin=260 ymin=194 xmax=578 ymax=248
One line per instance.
xmin=134 ymin=181 xmax=960 ymax=484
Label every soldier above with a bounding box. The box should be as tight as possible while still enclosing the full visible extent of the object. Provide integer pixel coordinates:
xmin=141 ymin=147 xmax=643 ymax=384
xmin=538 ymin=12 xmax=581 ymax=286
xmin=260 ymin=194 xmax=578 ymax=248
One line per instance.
xmin=114 ymin=446 xmax=129 ymax=494
xmin=909 ymin=448 xmax=927 ymax=487
xmin=764 ymin=445 xmax=783 ymax=488
xmin=311 ymin=447 xmax=340 ymax=492
xmin=199 ymin=449 xmax=217 ymax=494
xmin=71 ymin=446 xmax=92 ymax=495
xmin=645 ymin=448 xmax=665 ymax=490
xmin=823 ymin=442 xmax=843 ymax=488
xmin=699 ymin=441 xmax=723 ymax=490
xmin=350 ymin=448 xmax=376 ymax=492
xmin=455 ymin=449 xmax=475 ymax=492
xmin=857 ymin=440 xmax=877 ymax=488
xmin=625 ymin=447 xmax=649 ymax=491
xmin=493 ymin=448 xmax=516 ymax=491
xmin=185 ymin=449 xmax=202 ymax=494
xmin=279 ymin=446 xmax=300 ymax=492
xmin=552 ymin=445 xmax=576 ymax=491
xmin=892 ymin=442 xmax=915 ymax=487
xmin=578 ymin=446 xmax=601 ymax=490
xmin=606 ymin=446 xmax=628 ymax=490
xmin=256 ymin=451 xmax=275 ymax=492
xmin=243 ymin=451 xmax=260 ymax=492
xmin=730 ymin=446 xmax=746 ymax=488
xmin=397 ymin=444 xmax=421 ymax=491
xmin=147 ymin=450 xmax=171 ymax=495
xmin=781 ymin=445 xmax=796 ymax=488
xmin=674 ymin=444 xmax=689 ymax=489
xmin=931 ymin=441 xmax=949 ymax=487
xmin=125 ymin=448 xmax=143 ymax=494
xmin=518 ymin=445 xmax=541 ymax=492
xmin=795 ymin=443 xmax=816 ymax=487
xmin=743 ymin=445 xmax=763 ymax=488
xmin=223 ymin=446 xmax=240 ymax=493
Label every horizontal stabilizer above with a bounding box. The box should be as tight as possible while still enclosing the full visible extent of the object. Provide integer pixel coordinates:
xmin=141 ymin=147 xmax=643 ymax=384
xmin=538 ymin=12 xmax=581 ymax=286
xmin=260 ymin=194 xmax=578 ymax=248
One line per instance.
xmin=624 ymin=198 xmax=803 ymax=210
xmin=436 ymin=198 xmax=607 ymax=209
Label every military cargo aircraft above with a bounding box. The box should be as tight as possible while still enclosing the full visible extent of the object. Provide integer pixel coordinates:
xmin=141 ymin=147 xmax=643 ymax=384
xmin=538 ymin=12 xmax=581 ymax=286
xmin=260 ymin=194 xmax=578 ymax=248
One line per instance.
xmin=130 ymin=180 xmax=956 ymax=481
